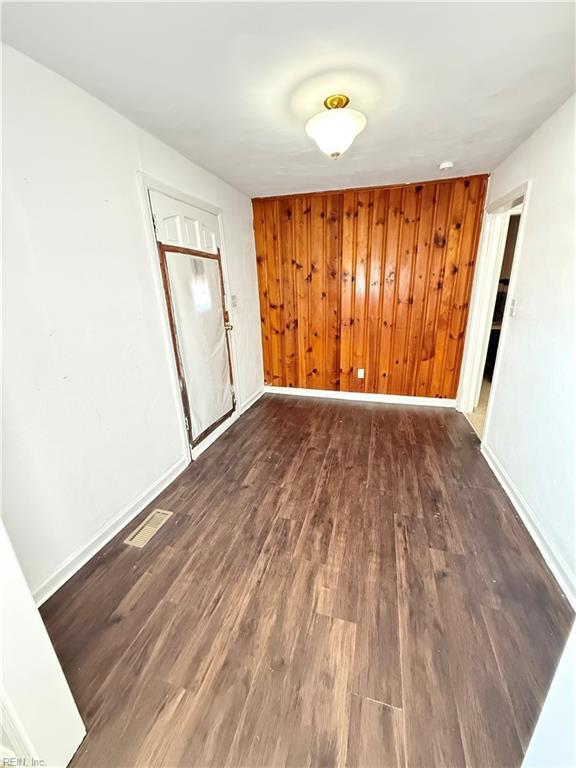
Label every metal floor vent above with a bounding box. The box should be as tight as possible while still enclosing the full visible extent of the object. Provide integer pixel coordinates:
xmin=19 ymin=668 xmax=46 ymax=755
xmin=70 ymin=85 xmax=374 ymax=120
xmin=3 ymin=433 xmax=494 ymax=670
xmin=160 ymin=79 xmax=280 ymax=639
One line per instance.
xmin=124 ymin=509 xmax=173 ymax=548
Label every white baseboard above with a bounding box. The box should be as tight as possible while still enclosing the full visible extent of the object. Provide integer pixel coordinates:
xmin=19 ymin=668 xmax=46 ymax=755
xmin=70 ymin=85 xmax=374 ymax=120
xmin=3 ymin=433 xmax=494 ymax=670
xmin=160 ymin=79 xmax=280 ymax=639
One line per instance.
xmin=264 ymin=385 xmax=456 ymax=408
xmin=240 ymin=387 xmax=265 ymax=413
xmin=481 ymin=443 xmax=576 ymax=610
xmin=33 ymin=455 xmax=190 ymax=606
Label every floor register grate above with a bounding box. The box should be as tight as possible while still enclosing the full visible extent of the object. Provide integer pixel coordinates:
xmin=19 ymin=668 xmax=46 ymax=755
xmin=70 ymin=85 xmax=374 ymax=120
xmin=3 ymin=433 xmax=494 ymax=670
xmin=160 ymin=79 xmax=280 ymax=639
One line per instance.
xmin=124 ymin=508 xmax=173 ymax=548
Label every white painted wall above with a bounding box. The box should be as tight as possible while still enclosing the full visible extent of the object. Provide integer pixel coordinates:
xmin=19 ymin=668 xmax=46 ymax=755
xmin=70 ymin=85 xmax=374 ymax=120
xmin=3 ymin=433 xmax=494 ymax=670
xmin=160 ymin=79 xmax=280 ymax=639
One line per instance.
xmin=522 ymin=625 xmax=576 ymax=768
xmin=482 ymin=95 xmax=575 ymax=601
xmin=2 ymin=46 xmax=263 ymax=602
xmin=0 ymin=520 xmax=86 ymax=767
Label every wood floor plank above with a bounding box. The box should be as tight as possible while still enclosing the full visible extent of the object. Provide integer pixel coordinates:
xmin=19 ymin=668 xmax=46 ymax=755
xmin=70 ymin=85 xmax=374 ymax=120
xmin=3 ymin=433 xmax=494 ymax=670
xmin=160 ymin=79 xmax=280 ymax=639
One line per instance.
xmin=38 ymin=394 xmax=573 ymax=768
xmin=430 ymin=548 xmax=524 ymax=767
xmin=395 ymin=514 xmax=467 ymax=768
xmin=158 ymin=516 xmax=295 ymax=768
xmin=349 ymin=491 xmax=402 ymax=708
xmin=227 ymin=610 xmax=356 ymax=768
xmin=416 ymin=442 xmax=466 ymax=554
xmin=346 ymin=694 xmax=405 ymax=768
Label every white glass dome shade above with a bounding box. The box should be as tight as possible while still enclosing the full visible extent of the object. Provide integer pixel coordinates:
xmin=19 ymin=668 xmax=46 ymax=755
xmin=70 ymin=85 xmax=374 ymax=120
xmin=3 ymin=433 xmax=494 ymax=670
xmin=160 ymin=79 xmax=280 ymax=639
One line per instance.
xmin=305 ymin=94 xmax=367 ymax=158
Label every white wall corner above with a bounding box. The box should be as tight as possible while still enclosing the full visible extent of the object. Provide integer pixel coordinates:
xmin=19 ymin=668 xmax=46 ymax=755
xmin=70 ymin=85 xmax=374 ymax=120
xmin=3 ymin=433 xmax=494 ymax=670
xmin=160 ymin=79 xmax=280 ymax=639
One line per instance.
xmin=240 ymin=387 xmax=265 ymax=413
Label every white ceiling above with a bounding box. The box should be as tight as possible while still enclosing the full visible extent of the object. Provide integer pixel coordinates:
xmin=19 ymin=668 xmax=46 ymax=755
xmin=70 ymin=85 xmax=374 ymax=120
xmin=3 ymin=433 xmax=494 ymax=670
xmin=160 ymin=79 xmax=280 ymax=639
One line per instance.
xmin=3 ymin=2 xmax=574 ymax=197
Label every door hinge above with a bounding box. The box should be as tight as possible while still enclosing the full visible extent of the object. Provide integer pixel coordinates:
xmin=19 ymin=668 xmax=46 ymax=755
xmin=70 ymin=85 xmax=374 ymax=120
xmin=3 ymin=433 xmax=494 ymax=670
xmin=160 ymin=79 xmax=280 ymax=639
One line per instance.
xmin=152 ymin=213 xmax=158 ymax=234
xmin=232 ymin=391 xmax=237 ymax=409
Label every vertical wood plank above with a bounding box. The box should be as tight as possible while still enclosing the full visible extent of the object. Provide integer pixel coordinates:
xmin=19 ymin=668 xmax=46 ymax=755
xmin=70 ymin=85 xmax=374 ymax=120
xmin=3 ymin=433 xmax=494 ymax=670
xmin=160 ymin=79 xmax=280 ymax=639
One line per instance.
xmin=379 ymin=187 xmax=404 ymax=394
xmin=263 ymin=200 xmax=285 ymax=386
xmin=309 ymin=195 xmax=326 ymax=388
xmin=294 ymin=196 xmax=311 ymax=389
xmin=405 ymin=183 xmax=436 ymax=395
xmin=279 ymin=199 xmax=297 ymax=387
xmin=365 ymin=189 xmax=387 ymax=394
xmin=253 ymin=199 xmax=273 ymax=385
xmin=429 ymin=179 xmax=467 ymax=397
xmin=350 ymin=190 xmax=372 ymax=392
xmin=442 ymin=176 xmax=487 ymax=397
xmin=416 ymin=182 xmax=453 ymax=396
xmin=325 ymin=194 xmax=342 ymax=390
xmin=389 ymin=188 xmax=418 ymax=395
xmin=340 ymin=191 xmax=356 ymax=391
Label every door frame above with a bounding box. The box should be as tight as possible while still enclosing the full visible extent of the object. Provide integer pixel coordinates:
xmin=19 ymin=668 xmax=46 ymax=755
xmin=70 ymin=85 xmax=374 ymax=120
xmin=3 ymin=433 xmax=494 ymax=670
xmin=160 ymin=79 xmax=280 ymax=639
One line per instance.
xmin=156 ymin=241 xmax=236 ymax=448
xmin=137 ymin=173 xmax=241 ymax=459
xmin=457 ymin=181 xmax=529 ymax=423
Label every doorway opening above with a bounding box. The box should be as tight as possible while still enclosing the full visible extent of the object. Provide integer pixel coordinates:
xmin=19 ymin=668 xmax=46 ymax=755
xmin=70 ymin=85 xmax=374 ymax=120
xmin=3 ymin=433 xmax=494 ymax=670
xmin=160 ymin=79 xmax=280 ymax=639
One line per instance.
xmin=464 ymin=204 xmax=523 ymax=438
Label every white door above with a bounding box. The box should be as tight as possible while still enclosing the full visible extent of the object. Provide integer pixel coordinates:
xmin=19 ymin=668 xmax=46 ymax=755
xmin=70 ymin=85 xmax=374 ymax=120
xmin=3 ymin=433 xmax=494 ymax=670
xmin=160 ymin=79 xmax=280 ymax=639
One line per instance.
xmin=149 ymin=190 xmax=221 ymax=255
xmin=149 ymin=190 xmax=235 ymax=446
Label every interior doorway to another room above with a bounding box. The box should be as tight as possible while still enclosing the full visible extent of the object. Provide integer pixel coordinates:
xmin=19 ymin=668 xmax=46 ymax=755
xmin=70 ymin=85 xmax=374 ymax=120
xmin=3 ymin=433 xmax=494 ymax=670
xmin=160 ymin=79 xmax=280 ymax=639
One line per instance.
xmin=466 ymin=207 xmax=522 ymax=438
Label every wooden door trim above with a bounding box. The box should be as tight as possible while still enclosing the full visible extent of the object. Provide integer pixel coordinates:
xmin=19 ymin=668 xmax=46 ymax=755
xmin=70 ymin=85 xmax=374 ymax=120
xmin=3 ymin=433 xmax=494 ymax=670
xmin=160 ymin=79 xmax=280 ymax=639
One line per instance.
xmin=157 ymin=242 xmax=220 ymax=260
xmin=156 ymin=240 xmax=236 ymax=450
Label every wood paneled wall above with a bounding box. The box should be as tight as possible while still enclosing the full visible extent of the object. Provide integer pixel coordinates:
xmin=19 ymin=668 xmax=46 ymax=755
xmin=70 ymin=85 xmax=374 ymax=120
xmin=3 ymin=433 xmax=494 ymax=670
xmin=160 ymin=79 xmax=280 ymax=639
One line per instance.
xmin=253 ymin=175 xmax=487 ymax=398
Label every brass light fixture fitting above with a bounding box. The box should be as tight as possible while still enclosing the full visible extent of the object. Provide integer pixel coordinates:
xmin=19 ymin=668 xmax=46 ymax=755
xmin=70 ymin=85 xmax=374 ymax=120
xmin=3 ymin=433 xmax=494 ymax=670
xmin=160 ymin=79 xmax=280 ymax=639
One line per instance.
xmin=305 ymin=93 xmax=367 ymax=159
xmin=323 ymin=94 xmax=350 ymax=110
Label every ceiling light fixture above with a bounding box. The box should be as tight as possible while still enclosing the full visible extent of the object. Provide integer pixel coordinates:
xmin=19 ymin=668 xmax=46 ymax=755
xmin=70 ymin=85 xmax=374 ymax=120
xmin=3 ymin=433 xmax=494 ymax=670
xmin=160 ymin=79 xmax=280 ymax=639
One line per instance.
xmin=438 ymin=160 xmax=454 ymax=171
xmin=305 ymin=94 xmax=367 ymax=159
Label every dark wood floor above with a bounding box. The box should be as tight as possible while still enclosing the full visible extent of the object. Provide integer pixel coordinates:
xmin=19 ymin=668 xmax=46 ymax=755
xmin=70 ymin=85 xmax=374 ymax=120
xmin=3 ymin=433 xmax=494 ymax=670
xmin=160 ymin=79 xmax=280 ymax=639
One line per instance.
xmin=42 ymin=395 xmax=573 ymax=768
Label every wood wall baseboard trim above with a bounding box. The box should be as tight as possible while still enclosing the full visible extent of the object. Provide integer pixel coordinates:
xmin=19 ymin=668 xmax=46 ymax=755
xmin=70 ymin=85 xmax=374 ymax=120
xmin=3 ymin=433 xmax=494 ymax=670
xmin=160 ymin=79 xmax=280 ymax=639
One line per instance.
xmin=33 ymin=455 xmax=190 ymax=606
xmin=481 ymin=443 xmax=576 ymax=610
xmin=264 ymin=385 xmax=456 ymax=408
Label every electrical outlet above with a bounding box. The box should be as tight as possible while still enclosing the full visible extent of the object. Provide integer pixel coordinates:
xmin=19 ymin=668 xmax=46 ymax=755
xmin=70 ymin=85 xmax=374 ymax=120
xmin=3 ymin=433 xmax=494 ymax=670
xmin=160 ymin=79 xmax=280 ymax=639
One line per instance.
xmin=231 ymin=294 xmax=238 ymax=308
xmin=357 ymin=368 xmax=365 ymax=379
